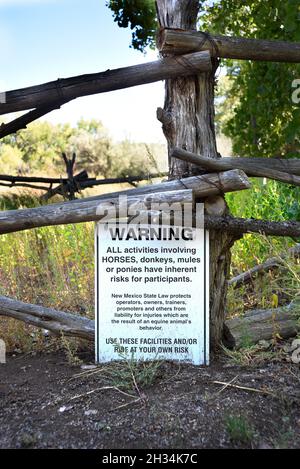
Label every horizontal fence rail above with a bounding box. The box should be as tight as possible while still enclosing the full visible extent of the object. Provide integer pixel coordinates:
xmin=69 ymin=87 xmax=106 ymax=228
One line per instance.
xmin=158 ymin=28 xmax=300 ymax=63
xmin=0 ymin=170 xmax=250 ymax=234
xmin=172 ymin=148 xmax=300 ymax=186
xmin=0 ymin=51 xmax=211 ymax=116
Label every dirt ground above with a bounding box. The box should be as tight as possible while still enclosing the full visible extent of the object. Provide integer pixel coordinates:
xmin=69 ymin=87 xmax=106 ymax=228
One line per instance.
xmin=0 ymin=351 xmax=299 ymax=449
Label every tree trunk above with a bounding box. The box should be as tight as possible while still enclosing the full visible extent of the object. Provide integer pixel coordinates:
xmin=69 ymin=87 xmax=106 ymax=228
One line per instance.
xmin=156 ymin=0 xmax=238 ymax=349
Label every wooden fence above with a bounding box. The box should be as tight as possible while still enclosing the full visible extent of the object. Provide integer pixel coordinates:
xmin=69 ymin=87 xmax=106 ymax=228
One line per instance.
xmin=0 ymin=26 xmax=299 ymax=348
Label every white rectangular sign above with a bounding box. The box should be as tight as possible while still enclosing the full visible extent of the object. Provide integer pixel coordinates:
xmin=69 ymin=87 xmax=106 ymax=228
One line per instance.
xmin=95 ymin=222 xmax=209 ymax=365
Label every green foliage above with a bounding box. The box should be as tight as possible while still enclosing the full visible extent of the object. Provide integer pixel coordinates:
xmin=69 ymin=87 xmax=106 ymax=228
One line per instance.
xmin=203 ymin=0 xmax=300 ymax=158
xmin=226 ymin=179 xmax=300 ymax=315
xmin=2 ymin=122 xmax=73 ymax=172
xmin=214 ymin=75 xmax=235 ymax=136
xmin=0 ymin=144 xmax=24 ymax=174
xmin=0 ymin=119 xmax=165 ymax=179
xmin=106 ymin=1 xmax=300 ymax=158
xmin=0 ymin=220 xmax=95 ymax=313
xmin=0 ymin=193 xmax=95 ymax=351
xmin=0 ymin=192 xmax=41 ymax=210
xmin=227 ymin=178 xmax=300 ymax=224
xmin=107 ymin=0 xmax=157 ymax=51
xmin=224 ymin=414 xmax=255 ymax=444
xmin=227 ymin=233 xmax=300 ymax=315
xmin=227 ymin=178 xmax=300 ymax=272
xmin=226 ymin=179 xmax=300 ymax=316
xmin=65 ymin=119 xmax=113 ymax=176
xmin=1 ymin=121 xmax=73 ymax=173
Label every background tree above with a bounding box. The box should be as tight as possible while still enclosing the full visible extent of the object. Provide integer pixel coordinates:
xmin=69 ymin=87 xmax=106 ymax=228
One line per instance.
xmin=107 ymin=0 xmax=157 ymax=51
xmin=107 ymin=0 xmax=300 ymax=159
xmin=1 ymin=122 xmax=73 ymax=173
xmin=0 ymin=119 xmax=165 ymax=179
xmin=203 ymin=0 xmax=300 ymax=159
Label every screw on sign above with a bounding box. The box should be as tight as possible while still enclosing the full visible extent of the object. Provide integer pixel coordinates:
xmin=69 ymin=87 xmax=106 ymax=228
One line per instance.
xmin=0 ymin=339 xmax=6 ymax=364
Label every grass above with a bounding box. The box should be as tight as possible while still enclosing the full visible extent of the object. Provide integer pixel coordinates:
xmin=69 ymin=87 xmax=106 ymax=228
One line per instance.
xmin=73 ymin=357 xmax=163 ymax=395
xmin=273 ymin=429 xmax=295 ymax=449
xmin=226 ymin=177 xmax=300 ymax=317
xmin=224 ymin=414 xmax=255 ymax=445
xmin=108 ymin=358 xmax=163 ymax=392
xmin=227 ymin=234 xmax=300 ymax=318
xmin=0 ymin=209 xmax=95 ymax=352
xmin=221 ymin=343 xmax=283 ymax=366
xmin=60 ymin=333 xmax=84 ymax=366
xmin=0 ymin=222 xmax=94 ymax=308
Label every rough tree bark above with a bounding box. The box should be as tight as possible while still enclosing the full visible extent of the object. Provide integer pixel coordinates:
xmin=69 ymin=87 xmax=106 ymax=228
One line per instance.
xmin=156 ymin=0 xmax=238 ymax=349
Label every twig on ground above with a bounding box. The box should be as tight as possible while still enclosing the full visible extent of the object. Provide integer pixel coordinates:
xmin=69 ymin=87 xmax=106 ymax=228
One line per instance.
xmin=213 ymin=380 xmax=274 ymax=396
xmin=113 ymin=398 xmax=142 ymax=411
xmin=70 ymin=367 xmax=106 ymax=380
xmin=69 ymin=385 xmax=137 ymax=401
xmin=216 ymin=375 xmax=239 ymax=395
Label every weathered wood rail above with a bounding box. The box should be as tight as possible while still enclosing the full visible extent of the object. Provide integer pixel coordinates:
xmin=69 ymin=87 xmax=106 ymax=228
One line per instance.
xmin=1 ymin=200 xmax=300 ymax=239
xmin=226 ymin=306 xmax=300 ymax=348
xmin=40 ymin=173 xmax=169 ymax=202
xmin=0 ymin=170 xmax=249 ymax=234
xmin=0 ymin=51 xmax=211 ymax=116
xmin=0 ymin=170 xmax=168 ymax=199
xmin=0 ymin=168 xmax=299 ymax=238
xmin=172 ymin=147 xmax=300 ymax=186
xmin=0 ymin=295 xmax=94 ymax=341
xmin=0 ymin=100 xmax=69 ymax=140
xmin=158 ymin=28 xmax=300 ymax=62
xmin=205 ymin=215 xmax=300 ymax=238
xmin=0 ymin=189 xmax=192 ymax=234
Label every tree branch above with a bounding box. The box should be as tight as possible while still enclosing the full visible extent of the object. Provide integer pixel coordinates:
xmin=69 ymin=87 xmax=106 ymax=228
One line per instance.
xmin=1 ymin=294 xmax=299 ymax=349
xmin=0 ymin=295 xmax=94 ymax=341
